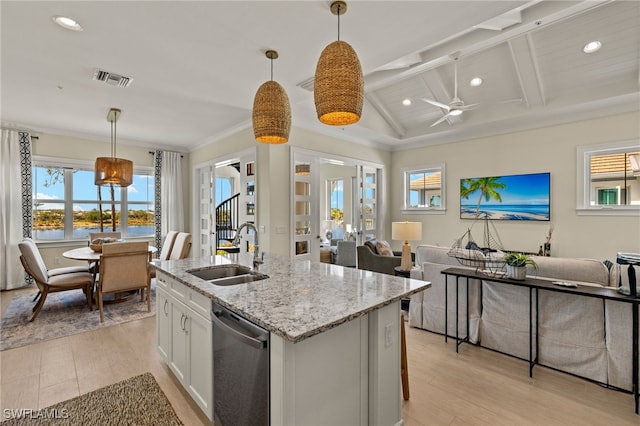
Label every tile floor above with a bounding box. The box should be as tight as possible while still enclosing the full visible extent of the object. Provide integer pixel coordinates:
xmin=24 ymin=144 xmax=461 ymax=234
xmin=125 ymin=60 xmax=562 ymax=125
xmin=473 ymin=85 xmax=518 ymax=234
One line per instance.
xmin=1 ymin=285 xmax=639 ymax=425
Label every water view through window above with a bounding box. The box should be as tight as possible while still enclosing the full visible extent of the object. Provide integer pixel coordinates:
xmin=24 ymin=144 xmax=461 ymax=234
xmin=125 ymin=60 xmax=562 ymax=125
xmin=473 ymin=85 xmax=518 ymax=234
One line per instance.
xmin=32 ymin=165 xmax=154 ymax=241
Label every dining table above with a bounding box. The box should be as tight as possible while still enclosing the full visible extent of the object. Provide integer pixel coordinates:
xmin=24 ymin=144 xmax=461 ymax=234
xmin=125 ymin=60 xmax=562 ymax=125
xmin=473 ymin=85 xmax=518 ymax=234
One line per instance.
xmin=63 ymin=244 xmax=157 ymax=304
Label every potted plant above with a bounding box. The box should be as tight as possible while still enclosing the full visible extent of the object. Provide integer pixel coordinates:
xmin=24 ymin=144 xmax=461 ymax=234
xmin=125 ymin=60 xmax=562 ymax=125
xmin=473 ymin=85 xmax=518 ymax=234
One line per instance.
xmin=504 ymin=252 xmax=536 ymax=280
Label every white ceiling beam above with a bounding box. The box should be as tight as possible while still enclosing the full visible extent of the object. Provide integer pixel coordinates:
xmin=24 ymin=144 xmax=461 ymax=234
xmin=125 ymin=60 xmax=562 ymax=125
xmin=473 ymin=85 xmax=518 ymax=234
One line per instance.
xmin=508 ymin=34 xmax=546 ymax=108
xmin=365 ymin=92 xmax=406 ymax=138
xmin=365 ymin=0 xmax=611 ymax=92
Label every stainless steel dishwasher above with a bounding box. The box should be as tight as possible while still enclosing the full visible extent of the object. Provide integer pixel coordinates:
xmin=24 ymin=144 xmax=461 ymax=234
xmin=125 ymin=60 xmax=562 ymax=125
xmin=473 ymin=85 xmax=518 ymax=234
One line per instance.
xmin=211 ymin=302 xmax=269 ymax=425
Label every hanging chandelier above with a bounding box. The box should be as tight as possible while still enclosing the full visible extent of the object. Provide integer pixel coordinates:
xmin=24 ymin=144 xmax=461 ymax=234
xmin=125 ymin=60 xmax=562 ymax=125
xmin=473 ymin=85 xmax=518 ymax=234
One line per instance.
xmin=94 ymin=108 xmax=133 ymax=187
xmin=252 ymin=50 xmax=291 ymax=144
xmin=314 ymin=1 xmax=363 ymax=126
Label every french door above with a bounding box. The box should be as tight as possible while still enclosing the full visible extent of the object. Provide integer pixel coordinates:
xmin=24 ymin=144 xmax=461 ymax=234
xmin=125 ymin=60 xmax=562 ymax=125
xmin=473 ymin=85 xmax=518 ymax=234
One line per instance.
xmin=291 ymin=149 xmax=382 ymax=261
xmin=291 ymin=153 xmax=319 ymax=261
xmin=355 ymin=165 xmax=379 ymax=244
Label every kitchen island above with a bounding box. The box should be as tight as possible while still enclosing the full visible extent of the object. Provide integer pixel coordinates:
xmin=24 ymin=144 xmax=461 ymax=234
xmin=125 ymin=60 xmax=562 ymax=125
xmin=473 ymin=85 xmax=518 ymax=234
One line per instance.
xmin=152 ymin=252 xmax=430 ymax=425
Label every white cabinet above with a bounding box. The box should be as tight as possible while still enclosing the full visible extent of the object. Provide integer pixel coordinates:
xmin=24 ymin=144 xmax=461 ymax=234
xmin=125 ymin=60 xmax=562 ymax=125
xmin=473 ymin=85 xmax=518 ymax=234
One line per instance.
xmin=156 ymin=272 xmax=213 ymax=420
xmin=156 ymin=286 xmax=171 ymax=361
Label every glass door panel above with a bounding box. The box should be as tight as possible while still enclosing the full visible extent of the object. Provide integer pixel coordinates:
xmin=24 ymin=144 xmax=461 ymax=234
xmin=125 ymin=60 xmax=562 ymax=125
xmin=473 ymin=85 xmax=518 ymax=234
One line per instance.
xmin=292 ymin=154 xmax=319 ymax=260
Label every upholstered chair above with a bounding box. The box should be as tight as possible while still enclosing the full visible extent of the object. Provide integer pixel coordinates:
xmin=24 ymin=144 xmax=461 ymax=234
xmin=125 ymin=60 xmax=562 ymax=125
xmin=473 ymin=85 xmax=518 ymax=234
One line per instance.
xmin=150 ymin=231 xmax=179 ymax=281
xmin=169 ymin=232 xmax=192 ymax=260
xmin=97 ymin=241 xmax=150 ymax=322
xmin=18 ymin=239 xmax=93 ymax=321
xmin=356 ymin=239 xmax=413 ymax=275
xmin=87 ymin=232 xmax=122 ymax=274
xmin=335 ymin=240 xmax=357 ymax=267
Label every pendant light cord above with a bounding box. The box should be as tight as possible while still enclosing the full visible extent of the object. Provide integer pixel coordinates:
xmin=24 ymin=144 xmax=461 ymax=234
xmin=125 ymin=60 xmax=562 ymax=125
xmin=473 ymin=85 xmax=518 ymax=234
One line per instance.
xmin=110 ymin=117 xmax=117 ymax=158
xmin=270 ymin=56 xmax=274 ymax=81
xmin=337 ymin=4 xmax=341 ymax=40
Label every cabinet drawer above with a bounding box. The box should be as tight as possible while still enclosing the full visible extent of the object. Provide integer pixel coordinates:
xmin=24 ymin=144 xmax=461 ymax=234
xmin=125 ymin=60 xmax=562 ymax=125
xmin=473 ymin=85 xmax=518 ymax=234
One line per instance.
xmin=188 ymin=289 xmax=212 ymax=319
xmin=156 ymin=272 xmax=170 ymax=291
xmin=169 ymin=278 xmax=188 ymax=303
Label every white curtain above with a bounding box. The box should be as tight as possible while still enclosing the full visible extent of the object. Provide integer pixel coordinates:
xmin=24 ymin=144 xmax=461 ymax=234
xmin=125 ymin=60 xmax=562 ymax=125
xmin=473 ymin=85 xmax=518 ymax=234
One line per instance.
xmin=1 ymin=130 xmax=28 ymax=290
xmin=161 ymin=151 xmax=184 ymax=235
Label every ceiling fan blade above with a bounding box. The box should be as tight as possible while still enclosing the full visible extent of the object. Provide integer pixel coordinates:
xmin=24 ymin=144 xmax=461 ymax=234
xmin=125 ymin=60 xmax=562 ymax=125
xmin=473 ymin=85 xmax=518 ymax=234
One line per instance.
xmin=422 ymin=98 xmax=450 ymax=110
xmin=459 ymin=103 xmax=479 ymax=111
xmin=453 ymin=59 xmax=458 ymax=99
xmin=430 ymin=113 xmax=451 ymax=127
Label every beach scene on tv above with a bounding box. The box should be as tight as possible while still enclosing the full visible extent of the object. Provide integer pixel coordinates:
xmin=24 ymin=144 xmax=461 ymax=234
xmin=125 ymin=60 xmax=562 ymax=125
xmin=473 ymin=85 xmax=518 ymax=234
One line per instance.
xmin=460 ymin=172 xmax=550 ymax=221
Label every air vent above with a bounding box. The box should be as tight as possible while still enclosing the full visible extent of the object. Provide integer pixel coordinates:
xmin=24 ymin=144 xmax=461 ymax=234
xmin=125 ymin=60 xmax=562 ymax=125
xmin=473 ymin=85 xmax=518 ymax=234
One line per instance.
xmin=93 ymin=68 xmax=133 ymax=87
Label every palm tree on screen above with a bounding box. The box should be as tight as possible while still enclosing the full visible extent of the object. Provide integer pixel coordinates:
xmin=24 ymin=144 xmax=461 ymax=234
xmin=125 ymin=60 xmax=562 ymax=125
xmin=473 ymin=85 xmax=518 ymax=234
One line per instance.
xmin=460 ymin=177 xmax=507 ymax=218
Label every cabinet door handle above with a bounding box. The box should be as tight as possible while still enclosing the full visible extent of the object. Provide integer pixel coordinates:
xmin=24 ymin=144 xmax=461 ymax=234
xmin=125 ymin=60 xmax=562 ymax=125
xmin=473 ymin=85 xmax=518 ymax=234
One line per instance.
xmin=184 ymin=316 xmax=189 ymax=335
xmin=180 ymin=313 xmax=185 ymax=331
xmin=163 ymin=299 xmax=168 ymax=316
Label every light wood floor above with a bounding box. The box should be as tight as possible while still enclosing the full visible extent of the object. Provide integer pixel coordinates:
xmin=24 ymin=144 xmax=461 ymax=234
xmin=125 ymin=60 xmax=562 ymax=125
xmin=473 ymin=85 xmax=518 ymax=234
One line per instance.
xmin=1 ymin=286 xmax=638 ymax=425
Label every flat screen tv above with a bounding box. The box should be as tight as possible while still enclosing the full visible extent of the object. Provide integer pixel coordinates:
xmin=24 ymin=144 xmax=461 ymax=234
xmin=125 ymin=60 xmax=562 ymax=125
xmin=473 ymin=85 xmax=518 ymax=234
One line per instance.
xmin=460 ymin=172 xmax=550 ymax=221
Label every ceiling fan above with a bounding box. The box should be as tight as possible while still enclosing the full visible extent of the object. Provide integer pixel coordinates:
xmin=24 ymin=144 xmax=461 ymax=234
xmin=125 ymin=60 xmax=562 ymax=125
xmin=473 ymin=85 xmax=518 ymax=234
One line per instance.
xmin=422 ymin=56 xmax=478 ymax=127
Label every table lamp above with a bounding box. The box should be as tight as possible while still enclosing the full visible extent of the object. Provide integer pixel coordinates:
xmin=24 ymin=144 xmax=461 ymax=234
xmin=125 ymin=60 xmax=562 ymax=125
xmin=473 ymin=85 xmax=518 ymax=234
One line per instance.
xmin=392 ymin=221 xmax=422 ymax=271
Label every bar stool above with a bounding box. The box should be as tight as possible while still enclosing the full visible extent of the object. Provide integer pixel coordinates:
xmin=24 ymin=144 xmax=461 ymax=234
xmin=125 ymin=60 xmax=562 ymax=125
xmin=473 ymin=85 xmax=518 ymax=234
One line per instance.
xmin=401 ymin=314 xmax=410 ymax=400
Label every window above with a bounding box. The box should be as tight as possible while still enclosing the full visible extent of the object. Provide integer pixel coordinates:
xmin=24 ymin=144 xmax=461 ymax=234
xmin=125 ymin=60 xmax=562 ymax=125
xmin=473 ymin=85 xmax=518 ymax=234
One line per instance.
xmin=32 ymin=157 xmax=154 ymax=241
xmin=577 ymin=141 xmax=640 ymax=215
xmin=402 ymin=163 xmax=446 ymax=214
xmin=215 ymin=177 xmax=234 ymax=206
xmin=327 ymin=178 xmax=344 ymax=223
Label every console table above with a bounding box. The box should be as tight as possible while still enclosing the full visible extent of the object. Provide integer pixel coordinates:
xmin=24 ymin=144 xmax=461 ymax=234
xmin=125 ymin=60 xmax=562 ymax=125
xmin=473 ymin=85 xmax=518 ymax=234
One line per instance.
xmin=441 ymin=267 xmax=639 ymax=414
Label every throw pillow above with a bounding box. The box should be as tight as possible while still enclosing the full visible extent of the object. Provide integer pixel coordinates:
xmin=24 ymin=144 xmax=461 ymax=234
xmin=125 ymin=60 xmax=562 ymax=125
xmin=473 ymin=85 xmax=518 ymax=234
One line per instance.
xmin=376 ymin=240 xmax=394 ymax=257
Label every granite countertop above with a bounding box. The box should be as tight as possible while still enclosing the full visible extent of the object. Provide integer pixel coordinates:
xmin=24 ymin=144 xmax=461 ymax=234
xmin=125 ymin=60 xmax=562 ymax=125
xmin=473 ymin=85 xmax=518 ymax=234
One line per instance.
xmin=152 ymin=252 xmax=431 ymax=343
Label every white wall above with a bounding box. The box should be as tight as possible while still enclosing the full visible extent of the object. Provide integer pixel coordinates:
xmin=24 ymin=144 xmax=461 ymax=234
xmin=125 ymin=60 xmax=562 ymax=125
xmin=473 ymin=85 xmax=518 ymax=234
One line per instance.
xmin=390 ymin=112 xmax=640 ymax=260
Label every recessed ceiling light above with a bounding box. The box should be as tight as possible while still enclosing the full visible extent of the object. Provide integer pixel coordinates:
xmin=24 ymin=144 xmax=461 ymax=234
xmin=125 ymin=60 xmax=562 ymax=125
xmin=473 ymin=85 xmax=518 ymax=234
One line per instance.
xmin=470 ymin=77 xmax=483 ymax=87
xmin=52 ymin=16 xmax=83 ymax=32
xmin=583 ymin=40 xmax=602 ymax=54
xmin=402 ymin=99 xmax=412 ymax=106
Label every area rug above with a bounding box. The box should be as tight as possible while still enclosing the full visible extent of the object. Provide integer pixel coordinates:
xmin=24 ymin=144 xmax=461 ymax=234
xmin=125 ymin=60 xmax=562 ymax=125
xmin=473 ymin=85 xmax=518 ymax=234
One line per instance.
xmin=0 ymin=286 xmax=156 ymax=351
xmin=1 ymin=372 xmax=183 ymax=425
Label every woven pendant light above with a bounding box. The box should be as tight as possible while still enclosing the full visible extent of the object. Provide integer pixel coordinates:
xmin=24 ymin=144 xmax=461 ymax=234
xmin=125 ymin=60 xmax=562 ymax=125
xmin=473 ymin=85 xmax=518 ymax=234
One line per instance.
xmin=252 ymin=50 xmax=291 ymax=144
xmin=95 ymin=108 xmax=133 ymax=187
xmin=314 ymin=1 xmax=363 ymax=126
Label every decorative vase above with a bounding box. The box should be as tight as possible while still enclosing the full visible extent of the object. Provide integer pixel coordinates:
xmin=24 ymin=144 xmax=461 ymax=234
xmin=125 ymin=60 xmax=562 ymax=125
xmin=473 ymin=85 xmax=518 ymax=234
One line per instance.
xmin=506 ymin=265 xmax=527 ymax=280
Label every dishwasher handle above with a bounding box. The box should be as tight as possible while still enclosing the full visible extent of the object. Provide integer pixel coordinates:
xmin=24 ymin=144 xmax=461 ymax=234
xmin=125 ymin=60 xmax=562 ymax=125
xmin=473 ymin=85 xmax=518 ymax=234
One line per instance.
xmin=211 ymin=309 xmax=267 ymax=349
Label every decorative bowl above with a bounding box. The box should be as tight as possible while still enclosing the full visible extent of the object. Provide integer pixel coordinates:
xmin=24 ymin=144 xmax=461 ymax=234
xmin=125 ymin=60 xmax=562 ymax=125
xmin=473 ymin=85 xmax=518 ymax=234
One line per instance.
xmin=89 ymin=237 xmax=119 ymax=252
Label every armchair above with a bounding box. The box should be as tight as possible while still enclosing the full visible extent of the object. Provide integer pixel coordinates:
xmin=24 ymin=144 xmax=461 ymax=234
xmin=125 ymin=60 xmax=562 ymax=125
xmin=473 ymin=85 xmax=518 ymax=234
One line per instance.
xmin=357 ymin=239 xmax=411 ymax=275
xmin=18 ymin=238 xmax=93 ymax=321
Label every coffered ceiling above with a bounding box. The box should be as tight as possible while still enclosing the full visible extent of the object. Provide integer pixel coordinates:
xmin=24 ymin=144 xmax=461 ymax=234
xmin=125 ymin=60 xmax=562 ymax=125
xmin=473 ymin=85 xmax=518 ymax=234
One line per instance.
xmin=1 ymin=1 xmax=638 ymax=152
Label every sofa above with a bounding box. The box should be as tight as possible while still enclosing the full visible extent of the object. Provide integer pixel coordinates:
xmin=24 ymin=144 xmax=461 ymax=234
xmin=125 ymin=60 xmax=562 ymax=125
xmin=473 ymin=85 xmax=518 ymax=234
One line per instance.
xmin=409 ymin=244 xmax=639 ymax=391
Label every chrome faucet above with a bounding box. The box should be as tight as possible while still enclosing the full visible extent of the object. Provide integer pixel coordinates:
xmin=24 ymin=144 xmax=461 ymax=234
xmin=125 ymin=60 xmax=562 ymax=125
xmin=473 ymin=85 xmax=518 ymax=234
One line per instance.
xmin=232 ymin=222 xmax=263 ymax=270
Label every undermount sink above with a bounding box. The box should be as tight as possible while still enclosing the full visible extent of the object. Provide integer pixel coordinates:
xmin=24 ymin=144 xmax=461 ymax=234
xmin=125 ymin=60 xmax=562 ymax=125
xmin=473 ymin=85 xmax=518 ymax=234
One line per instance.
xmin=188 ymin=265 xmax=269 ymax=286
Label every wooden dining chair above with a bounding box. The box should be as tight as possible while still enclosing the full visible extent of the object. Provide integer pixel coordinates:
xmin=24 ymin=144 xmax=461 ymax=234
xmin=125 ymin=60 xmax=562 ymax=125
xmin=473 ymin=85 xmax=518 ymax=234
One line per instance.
xmin=97 ymin=241 xmax=150 ymax=322
xmin=87 ymin=231 xmax=122 ymax=274
xmin=18 ymin=239 xmax=93 ymax=321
